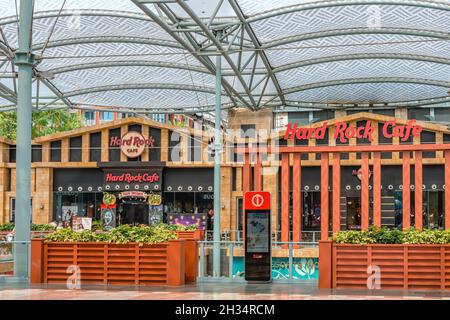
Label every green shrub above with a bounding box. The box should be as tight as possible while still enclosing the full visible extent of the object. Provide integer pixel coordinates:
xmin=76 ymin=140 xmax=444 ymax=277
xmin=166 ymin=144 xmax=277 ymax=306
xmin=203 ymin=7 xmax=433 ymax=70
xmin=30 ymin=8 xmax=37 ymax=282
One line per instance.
xmin=30 ymin=223 xmax=56 ymax=231
xmin=45 ymin=224 xmax=178 ymax=246
xmin=0 ymin=222 xmax=14 ymax=231
xmin=333 ymin=226 xmax=450 ymax=244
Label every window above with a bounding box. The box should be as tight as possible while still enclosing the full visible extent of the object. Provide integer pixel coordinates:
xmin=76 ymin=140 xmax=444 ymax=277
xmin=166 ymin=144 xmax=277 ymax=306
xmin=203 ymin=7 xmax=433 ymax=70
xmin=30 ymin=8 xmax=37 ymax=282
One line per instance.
xmin=69 ymin=136 xmax=82 ymax=162
xmin=100 ymin=112 xmax=114 ymax=123
xmin=108 ymin=128 xmax=121 ymax=162
xmin=89 ymin=132 xmax=101 ymax=162
xmin=434 ymin=108 xmax=450 ymax=123
xmin=240 ymin=124 xmax=256 ymax=138
xmin=50 ymin=141 xmax=62 ymax=162
xmin=10 ymin=198 xmax=33 ymax=223
xmin=288 ymin=111 xmax=309 ymax=126
xmin=168 ymin=131 xmax=180 ymax=162
xmin=150 ymin=114 xmax=166 ymax=123
xmin=149 ymin=128 xmax=161 ymax=161
xmin=83 ymin=111 xmax=95 ymax=126
xmin=408 ymin=108 xmax=430 ymax=121
xmin=32 ymin=145 xmax=42 ymax=162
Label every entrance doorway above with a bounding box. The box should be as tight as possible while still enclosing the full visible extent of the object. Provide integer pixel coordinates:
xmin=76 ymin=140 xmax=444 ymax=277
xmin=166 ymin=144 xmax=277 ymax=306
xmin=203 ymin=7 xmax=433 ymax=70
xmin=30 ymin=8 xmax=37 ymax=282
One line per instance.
xmin=346 ymin=197 xmax=361 ymax=230
xmin=121 ymin=202 xmax=149 ymax=225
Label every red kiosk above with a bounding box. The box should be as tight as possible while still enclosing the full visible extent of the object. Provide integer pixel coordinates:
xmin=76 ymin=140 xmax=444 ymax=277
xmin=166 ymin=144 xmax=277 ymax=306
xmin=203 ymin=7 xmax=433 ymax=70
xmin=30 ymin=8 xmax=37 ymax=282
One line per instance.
xmin=244 ymin=191 xmax=272 ymax=282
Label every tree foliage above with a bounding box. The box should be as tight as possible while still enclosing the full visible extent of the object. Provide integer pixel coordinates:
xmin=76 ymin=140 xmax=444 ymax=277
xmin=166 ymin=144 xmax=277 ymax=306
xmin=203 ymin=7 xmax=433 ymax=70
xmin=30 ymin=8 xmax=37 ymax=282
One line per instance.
xmin=0 ymin=110 xmax=81 ymax=140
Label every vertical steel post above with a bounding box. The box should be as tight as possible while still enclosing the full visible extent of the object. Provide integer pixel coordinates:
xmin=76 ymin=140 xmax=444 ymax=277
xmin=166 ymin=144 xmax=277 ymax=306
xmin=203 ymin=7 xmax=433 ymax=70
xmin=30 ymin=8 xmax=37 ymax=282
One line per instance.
xmin=213 ymin=53 xmax=222 ymax=277
xmin=13 ymin=0 xmax=35 ymax=279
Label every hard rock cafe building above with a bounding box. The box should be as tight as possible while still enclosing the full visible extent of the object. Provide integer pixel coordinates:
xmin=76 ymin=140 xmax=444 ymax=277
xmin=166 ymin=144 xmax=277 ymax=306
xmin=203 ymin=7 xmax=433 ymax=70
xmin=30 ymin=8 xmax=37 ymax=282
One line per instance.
xmin=0 ymin=110 xmax=449 ymax=245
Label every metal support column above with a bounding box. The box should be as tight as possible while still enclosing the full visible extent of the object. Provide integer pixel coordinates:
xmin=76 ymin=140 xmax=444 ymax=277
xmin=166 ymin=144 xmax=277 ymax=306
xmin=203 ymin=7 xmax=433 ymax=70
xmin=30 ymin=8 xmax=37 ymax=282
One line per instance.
xmin=13 ymin=0 xmax=35 ymax=279
xmin=213 ymin=53 xmax=222 ymax=277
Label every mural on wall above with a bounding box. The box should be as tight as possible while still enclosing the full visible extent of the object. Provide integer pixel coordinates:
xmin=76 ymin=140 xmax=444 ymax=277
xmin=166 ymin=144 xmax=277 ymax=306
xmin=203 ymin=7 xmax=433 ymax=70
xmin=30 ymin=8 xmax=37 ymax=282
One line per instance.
xmin=232 ymin=257 xmax=318 ymax=281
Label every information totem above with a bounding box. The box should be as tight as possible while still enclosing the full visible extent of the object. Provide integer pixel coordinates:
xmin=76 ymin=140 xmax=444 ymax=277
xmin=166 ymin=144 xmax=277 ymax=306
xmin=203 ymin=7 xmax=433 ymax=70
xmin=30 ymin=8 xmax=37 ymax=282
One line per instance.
xmin=244 ymin=191 xmax=272 ymax=282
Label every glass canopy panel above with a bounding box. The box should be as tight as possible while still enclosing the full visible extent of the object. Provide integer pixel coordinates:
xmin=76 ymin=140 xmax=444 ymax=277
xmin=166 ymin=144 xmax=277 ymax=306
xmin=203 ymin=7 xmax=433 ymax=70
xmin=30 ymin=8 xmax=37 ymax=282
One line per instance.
xmin=68 ymin=89 xmax=229 ymax=110
xmin=285 ymin=83 xmax=449 ymax=104
xmin=265 ymin=34 xmax=450 ymax=67
xmin=51 ymin=66 xmax=214 ymax=92
xmin=247 ymin=3 xmax=450 ymax=44
xmin=277 ymin=59 xmax=450 ymax=89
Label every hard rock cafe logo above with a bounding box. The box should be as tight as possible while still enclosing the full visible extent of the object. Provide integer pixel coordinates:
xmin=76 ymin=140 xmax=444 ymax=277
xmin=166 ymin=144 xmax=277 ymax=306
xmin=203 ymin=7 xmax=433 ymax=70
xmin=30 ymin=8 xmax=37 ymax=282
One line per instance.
xmin=352 ymin=168 xmax=372 ymax=181
xmin=110 ymin=131 xmax=155 ymax=158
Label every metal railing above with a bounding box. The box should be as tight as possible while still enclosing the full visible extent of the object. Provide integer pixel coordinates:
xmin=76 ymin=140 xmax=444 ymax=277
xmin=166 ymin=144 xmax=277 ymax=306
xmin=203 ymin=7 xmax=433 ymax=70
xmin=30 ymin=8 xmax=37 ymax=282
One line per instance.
xmin=204 ymin=230 xmax=321 ymax=243
xmin=197 ymin=240 xmax=318 ymax=282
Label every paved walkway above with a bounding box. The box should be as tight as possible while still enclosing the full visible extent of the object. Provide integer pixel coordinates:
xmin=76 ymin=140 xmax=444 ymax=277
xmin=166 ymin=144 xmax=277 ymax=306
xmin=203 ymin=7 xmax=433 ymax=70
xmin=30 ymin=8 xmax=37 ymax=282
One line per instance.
xmin=1 ymin=281 xmax=450 ymax=300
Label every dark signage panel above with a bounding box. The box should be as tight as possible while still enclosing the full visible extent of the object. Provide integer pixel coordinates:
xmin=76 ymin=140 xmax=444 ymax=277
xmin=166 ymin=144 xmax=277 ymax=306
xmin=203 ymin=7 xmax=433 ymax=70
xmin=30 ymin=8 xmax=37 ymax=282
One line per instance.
xmin=244 ymin=192 xmax=271 ymax=282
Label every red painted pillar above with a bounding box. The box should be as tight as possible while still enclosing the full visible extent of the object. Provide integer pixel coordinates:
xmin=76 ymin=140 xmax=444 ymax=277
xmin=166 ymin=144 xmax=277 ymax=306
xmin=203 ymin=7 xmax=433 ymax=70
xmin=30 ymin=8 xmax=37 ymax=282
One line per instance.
xmin=414 ymin=151 xmax=423 ymax=230
xmin=403 ymin=152 xmax=411 ymax=230
xmin=254 ymin=152 xmax=262 ymax=191
xmin=373 ymin=152 xmax=381 ymax=227
xmin=243 ymin=152 xmax=251 ymax=193
xmin=321 ymin=153 xmax=329 ymax=240
xmin=281 ymin=153 xmax=290 ymax=243
xmin=332 ymin=153 xmax=340 ymax=234
xmin=293 ymin=153 xmax=302 ymax=244
xmin=445 ymin=150 xmax=450 ymax=230
xmin=361 ymin=152 xmax=370 ymax=230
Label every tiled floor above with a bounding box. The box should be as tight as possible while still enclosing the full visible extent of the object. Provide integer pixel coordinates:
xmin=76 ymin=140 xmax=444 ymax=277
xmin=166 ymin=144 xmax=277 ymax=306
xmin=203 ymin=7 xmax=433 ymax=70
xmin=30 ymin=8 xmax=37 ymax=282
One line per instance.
xmin=1 ymin=281 xmax=450 ymax=300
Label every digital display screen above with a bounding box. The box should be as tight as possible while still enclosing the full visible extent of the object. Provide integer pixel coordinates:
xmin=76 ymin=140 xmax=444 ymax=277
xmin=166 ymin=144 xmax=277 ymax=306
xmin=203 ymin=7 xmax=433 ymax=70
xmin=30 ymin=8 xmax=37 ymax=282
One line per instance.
xmin=246 ymin=212 xmax=270 ymax=253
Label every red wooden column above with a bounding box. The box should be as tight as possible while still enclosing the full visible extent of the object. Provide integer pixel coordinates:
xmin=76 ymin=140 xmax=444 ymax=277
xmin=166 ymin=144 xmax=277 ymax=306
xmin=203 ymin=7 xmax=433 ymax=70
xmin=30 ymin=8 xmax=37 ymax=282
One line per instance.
xmin=361 ymin=152 xmax=370 ymax=230
xmin=321 ymin=153 xmax=329 ymax=240
xmin=254 ymin=152 xmax=262 ymax=191
xmin=332 ymin=153 xmax=340 ymax=234
xmin=402 ymin=152 xmax=411 ymax=230
xmin=373 ymin=152 xmax=381 ymax=227
xmin=445 ymin=150 xmax=450 ymax=230
xmin=293 ymin=153 xmax=302 ymax=244
xmin=415 ymin=151 xmax=423 ymax=230
xmin=243 ymin=152 xmax=251 ymax=193
xmin=281 ymin=153 xmax=290 ymax=244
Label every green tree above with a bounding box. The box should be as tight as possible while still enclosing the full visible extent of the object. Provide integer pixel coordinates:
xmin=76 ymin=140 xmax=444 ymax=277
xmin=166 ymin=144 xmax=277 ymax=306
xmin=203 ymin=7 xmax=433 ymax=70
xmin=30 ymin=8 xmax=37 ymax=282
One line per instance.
xmin=0 ymin=110 xmax=81 ymax=140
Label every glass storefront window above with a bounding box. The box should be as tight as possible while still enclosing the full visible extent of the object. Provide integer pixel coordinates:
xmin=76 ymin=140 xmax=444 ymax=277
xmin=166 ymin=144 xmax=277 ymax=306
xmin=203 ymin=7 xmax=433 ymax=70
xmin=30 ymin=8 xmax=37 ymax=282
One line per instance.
xmin=394 ymin=190 xmax=444 ymax=229
xmin=163 ymin=192 xmax=214 ymax=214
xmin=53 ymin=192 xmax=103 ymax=223
xmin=302 ymin=192 xmax=321 ymax=230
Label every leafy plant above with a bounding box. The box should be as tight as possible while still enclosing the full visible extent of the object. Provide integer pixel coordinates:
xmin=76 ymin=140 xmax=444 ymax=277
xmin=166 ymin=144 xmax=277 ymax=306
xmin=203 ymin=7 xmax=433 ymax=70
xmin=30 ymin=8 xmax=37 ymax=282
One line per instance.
xmin=333 ymin=226 xmax=450 ymax=245
xmin=91 ymin=220 xmax=104 ymax=232
xmin=0 ymin=223 xmax=14 ymax=231
xmin=45 ymin=224 xmax=178 ymax=246
xmin=30 ymin=223 xmax=56 ymax=231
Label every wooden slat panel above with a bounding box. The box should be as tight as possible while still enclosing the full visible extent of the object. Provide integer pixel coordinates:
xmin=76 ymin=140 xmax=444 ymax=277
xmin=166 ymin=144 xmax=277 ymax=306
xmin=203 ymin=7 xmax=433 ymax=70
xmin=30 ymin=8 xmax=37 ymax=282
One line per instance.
xmin=321 ymin=153 xmax=329 ymax=240
xmin=403 ymin=152 xmax=411 ymax=230
xmin=281 ymin=153 xmax=290 ymax=243
xmin=332 ymin=153 xmax=340 ymax=234
xmin=415 ymin=151 xmax=423 ymax=230
xmin=293 ymin=153 xmax=301 ymax=243
xmin=361 ymin=152 xmax=369 ymax=230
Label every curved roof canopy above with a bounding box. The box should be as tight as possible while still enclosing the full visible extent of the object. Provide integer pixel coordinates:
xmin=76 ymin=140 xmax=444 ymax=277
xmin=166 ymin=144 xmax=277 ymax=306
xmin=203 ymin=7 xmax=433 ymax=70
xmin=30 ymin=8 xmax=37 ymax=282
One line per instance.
xmin=0 ymin=0 xmax=450 ymax=113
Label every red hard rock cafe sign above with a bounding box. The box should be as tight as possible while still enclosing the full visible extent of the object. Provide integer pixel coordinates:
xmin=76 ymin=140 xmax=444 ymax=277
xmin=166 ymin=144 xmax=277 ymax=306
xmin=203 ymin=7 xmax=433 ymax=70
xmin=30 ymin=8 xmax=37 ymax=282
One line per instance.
xmin=110 ymin=131 xmax=155 ymax=158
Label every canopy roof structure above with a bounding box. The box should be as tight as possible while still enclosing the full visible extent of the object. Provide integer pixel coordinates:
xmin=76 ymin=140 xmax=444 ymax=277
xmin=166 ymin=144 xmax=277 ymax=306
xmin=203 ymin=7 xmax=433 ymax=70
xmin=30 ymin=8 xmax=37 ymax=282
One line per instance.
xmin=1 ymin=0 xmax=450 ymax=114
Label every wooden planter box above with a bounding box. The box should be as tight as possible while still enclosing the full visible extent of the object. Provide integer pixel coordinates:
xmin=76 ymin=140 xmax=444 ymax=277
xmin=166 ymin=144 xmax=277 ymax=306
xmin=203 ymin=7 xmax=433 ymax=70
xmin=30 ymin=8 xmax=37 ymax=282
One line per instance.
xmin=319 ymin=241 xmax=450 ymax=291
xmin=30 ymin=239 xmax=195 ymax=286
xmin=176 ymin=230 xmax=204 ymax=241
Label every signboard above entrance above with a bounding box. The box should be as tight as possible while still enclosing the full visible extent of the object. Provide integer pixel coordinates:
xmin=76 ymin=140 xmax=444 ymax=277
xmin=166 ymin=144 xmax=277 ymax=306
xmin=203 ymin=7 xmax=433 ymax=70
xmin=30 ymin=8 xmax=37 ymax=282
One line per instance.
xmin=110 ymin=131 xmax=155 ymax=158
xmin=284 ymin=120 xmax=423 ymax=143
xmin=103 ymin=169 xmax=162 ymax=191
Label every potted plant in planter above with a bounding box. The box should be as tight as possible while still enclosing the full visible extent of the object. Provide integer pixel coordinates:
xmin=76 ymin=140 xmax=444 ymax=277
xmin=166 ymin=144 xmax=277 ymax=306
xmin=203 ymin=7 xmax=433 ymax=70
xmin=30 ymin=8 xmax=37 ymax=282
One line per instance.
xmin=319 ymin=226 xmax=450 ymax=291
xmin=31 ymin=224 xmax=197 ymax=286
